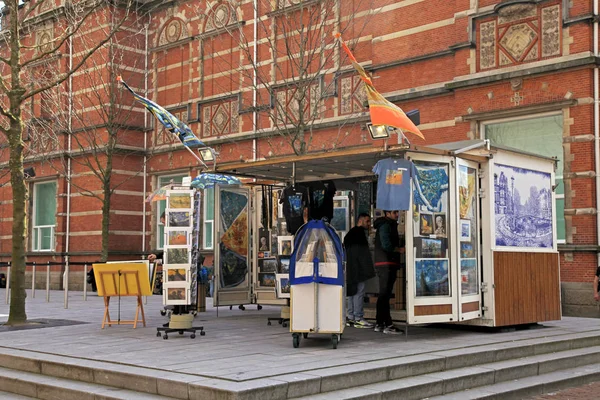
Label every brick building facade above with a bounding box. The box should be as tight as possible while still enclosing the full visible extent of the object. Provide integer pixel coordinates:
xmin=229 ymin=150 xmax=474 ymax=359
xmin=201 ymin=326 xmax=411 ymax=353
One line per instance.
xmin=0 ymin=0 xmax=598 ymax=316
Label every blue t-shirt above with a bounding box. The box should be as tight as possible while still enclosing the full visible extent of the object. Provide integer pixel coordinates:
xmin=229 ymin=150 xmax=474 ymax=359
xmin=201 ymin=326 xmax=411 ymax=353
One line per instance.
xmin=373 ymin=158 xmax=416 ymax=211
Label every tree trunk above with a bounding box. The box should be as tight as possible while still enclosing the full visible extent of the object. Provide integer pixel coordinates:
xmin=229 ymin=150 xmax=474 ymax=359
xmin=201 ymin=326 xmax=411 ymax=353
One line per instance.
xmin=100 ymin=182 xmax=111 ymax=263
xmin=7 ymin=122 xmax=28 ymax=325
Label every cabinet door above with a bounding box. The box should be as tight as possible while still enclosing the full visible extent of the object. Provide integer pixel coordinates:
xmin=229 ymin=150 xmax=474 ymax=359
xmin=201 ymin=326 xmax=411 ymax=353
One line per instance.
xmin=455 ymin=158 xmax=482 ymax=321
xmin=213 ymin=185 xmax=252 ymax=306
xmin=406 ymin=154 xmax=458 ymax=324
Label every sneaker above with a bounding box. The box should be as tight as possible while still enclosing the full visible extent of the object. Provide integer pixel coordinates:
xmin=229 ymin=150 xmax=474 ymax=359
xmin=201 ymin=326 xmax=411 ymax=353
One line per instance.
xmin=374 ymin=324 xmax=384 ymax=332
xmin=383 ymin=325 xmax=403 ymax=335
xmin=345 ymin=318 xmax=355 ymax=327
xmin=353 ymin=319 xmax=374 ymax=329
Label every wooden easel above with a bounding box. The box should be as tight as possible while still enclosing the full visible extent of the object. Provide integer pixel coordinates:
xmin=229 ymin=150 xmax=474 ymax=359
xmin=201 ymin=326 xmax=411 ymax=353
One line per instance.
xmin=95 ymin=266 xmax=149 ymax=329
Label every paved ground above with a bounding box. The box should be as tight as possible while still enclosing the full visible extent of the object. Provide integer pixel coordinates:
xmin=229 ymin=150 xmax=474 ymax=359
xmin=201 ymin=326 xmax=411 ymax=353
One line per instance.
xmin=527 ymin=381 xmax=600 ymax=399
xmin=0 ymin=289 xmax=599 ymax=385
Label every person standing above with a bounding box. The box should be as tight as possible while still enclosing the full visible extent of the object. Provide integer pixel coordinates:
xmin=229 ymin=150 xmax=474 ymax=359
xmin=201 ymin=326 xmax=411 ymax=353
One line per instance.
xmin=373 ymin=210 xmax=404 ymax=334
xmin=344 ymin=213 xmax=376 ymax=328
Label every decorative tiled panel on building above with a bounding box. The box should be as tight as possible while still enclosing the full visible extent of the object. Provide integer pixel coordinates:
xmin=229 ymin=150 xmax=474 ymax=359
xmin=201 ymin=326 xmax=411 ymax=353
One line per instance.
xmin=201 ymin=98 xmax=239 ymax=138
xmin=478 ymin=2 xmax=562 ymax=71
xmin=204 ymin=2 xmax=237 ymax=32
xmin=340 ymin=75 xmax=366 ymax=115
xmin=158 ymin=18 xmax=188 ymax=46
xmin=275 ymin=85 xmax=319 ymax=125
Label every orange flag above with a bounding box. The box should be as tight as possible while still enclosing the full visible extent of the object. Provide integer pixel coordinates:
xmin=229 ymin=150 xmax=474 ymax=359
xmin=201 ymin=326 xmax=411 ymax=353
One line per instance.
xmin=335 ymin=33 xmax=425 ymax=140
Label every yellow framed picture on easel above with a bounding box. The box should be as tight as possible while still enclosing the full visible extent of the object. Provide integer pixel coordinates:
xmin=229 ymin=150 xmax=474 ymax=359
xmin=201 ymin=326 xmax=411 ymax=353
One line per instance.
xmin=93 ymin=263 xmax=152 ymax=329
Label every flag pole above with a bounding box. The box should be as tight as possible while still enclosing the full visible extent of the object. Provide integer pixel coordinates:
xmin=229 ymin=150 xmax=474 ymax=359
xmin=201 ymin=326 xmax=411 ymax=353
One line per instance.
xmin=180 ymin=141 xmax=208 ymax=169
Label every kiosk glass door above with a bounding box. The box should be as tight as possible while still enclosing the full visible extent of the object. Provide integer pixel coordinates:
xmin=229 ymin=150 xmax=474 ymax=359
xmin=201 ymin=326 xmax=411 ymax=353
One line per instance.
xmin=407 ymin=155 xmax=457 ymax=323
xmin=213 ymin=185 xmax=252 ymax=306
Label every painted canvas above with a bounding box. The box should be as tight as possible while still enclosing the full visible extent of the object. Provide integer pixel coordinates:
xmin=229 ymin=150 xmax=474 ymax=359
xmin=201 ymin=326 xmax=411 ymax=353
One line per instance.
xmin=459 ymin=166 xmax=476 ymax=219
xmin=167 ymin=268 xmax=187 ymax=282
xmin=166 ymin=248 xmax=189 ymax=265
xmin=433 ymin=213 xmax=446 ymax=237
xmin=421 ymin=238 xmax=443 ymax=258
xmin=218 ymin=190 xmax=249 ymax=289
xmin=278 ymin=236 xmax=293 ymax=256
xmin=168 ymin=193 xmax=191 ymax=209
xmin=167 ymin=287 xmax=187 ymax=301
xmin=461 ymin=259 xmax=478 ymax=295
xmin=167 ymin=230 xmax=188 ymax=246
xmin=460 ymin=242 xmax=475 ymax=258
xmin=415 ymin=259 xmax=449 ymax=297
xmin=276 ymin=274 xmax=290 ymax=298
xmin=259 ymin=258 xmax=278 ymax=273
xmin=460 ymin=220 xmax=471 ymax=241
xmin=420 ymin=213 xmax=433 ymax=235
xmin=494 ymin=164 xmax=553 ymax=248
xmin=259 ymin=272 xmax=276 ymax=287
xmin=413 ymin=163 xmax=449 ymax=213
xmin=168 ymin=212 xmax=191 ymax=227
xmin=278 ymin=257 xmax=290 ymax=273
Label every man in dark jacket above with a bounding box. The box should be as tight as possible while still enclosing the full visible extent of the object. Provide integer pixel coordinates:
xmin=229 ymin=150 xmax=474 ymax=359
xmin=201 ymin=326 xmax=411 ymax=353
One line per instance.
xmin=373 ymin=210 xmax=404 ymax=334
xmin=344 ymin=213 xmax=376 ymax=328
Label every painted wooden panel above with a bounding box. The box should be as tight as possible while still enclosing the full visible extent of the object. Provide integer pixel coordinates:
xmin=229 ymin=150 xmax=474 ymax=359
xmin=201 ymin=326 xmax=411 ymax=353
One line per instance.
xmin=493 ymin=252 xmax=560 ymax=326
xmin=414 ymin=304 xmax=452 ymax=316
xmin=462 ymin=301 xmax=480 ymax=313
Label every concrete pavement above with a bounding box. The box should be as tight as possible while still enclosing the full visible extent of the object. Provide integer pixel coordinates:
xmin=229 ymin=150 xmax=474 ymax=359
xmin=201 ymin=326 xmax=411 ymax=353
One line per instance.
xmin=1 ymin=289 xmax=599 ymax=399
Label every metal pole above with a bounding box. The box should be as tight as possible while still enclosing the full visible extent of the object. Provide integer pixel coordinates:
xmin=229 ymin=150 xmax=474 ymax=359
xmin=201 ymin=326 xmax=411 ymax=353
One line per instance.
xmin=46 ymin=261 xmax=50 ymax=303
xmin=5 ymin=262 xmax=10 ymax=304
xmin=31 ymin=261 xmax=36 ymax=298
xmin=83 ymin=263 xmax=88 ymax=301
xmin=64 ymin=257 xmax=69 ymax=309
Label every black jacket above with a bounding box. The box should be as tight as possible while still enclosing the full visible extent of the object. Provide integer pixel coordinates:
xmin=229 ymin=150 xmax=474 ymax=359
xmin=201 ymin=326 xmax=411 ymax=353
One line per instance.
xmin=344 ymin=226 xmax=375 ymax=296
xmin=373 ymin=217 xmax=402 ymax=267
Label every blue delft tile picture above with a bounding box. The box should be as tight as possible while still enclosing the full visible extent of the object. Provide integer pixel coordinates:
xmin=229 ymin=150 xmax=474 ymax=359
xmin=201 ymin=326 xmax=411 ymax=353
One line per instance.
xmin=494 ymin=164 xmax=553 ymax=248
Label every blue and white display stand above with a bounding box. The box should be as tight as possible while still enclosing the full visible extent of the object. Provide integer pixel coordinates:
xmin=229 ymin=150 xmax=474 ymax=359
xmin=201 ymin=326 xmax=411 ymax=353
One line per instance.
xmin=289 ymin=220 xmax=345 ymax=349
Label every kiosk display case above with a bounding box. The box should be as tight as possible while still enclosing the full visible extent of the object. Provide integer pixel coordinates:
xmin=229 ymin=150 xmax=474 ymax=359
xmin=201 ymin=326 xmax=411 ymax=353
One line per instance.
xmin=212 ymin=140 xmax=561 ymax=328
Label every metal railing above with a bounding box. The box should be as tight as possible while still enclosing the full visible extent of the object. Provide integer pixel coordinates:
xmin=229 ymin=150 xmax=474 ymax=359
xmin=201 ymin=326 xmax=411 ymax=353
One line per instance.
xmin=0 ymin=261 xmax=93 ymax=309
xmin=0 ymin=260 xmax=151 ymax=310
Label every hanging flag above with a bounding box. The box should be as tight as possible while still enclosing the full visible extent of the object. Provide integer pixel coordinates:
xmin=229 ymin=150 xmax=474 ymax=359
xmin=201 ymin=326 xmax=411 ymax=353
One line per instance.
xmin=117 ymin=76 xmax=207 ymax=148
xmin=334 ymin=33 xmax=425 ymax=140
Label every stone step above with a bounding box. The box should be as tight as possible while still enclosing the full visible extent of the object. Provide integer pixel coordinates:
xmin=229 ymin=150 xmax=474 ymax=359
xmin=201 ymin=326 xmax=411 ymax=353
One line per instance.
xmin=0 ymin=390 xmax=36 ymax=399
xmin=0 ymin=365 xmax=179 ymax=400
xmin=0 ymin=348 xmax=204 ymax=399
xmin=426 ymin=363 xmax=600 ymax=400
xmin=1 ymin=331 xmax=600 ymax=400
xmin=291 ymin=346 xmax=600 ymax=400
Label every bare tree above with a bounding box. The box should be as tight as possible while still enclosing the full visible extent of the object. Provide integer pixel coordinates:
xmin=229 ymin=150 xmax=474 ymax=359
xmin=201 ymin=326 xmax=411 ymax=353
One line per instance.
xmin=199 ymin=0 xmax=381 ymax=156
xmin=31 ymin=27 xmax=149 ymax=263
xmin=0 ymin=0 xmax=150 ymax=325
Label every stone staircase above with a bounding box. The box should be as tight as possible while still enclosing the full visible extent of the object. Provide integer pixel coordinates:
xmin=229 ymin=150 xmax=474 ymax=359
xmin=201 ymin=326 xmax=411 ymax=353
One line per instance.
xmin=0 ymin=331 xmax=599 ymax=400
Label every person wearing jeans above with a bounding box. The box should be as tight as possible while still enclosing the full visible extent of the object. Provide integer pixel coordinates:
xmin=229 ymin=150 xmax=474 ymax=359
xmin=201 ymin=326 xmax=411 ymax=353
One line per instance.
xmin=344 ymin=213 xmax=375 ymax=328
xmin=373 ymin=210 xmax=404 ymax=334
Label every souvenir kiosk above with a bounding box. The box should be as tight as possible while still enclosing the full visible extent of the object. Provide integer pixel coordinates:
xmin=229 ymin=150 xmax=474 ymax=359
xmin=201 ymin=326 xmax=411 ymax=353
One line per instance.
xmin=212 ymin=140 xmax=561 ymax=329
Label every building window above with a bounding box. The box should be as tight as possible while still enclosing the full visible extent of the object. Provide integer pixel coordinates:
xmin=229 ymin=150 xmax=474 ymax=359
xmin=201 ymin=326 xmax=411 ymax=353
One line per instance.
xmin=203 ymin=188 xmax=215 ymax=250
xmin=32 ymin=181 xmax=57 ymax=252
xmin=156 ymin=174 xmax=187 ymax=250
xmin=482 ymin=113 xmax=565 ymax=242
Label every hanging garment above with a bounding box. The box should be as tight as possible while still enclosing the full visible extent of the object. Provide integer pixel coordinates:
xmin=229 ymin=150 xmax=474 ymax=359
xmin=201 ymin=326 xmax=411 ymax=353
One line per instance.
xmin=280 ymin=185 xmax=309 ymax=235
xmin=372 ymin=158 xmax=416 ymax=211
xmin=307 ymin=180 xmax=336 ymax=222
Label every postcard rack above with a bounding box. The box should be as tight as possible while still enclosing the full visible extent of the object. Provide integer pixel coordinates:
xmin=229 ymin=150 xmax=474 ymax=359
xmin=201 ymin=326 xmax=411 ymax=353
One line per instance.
xmin=157 ymin=188 xmax=206 ymax=339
